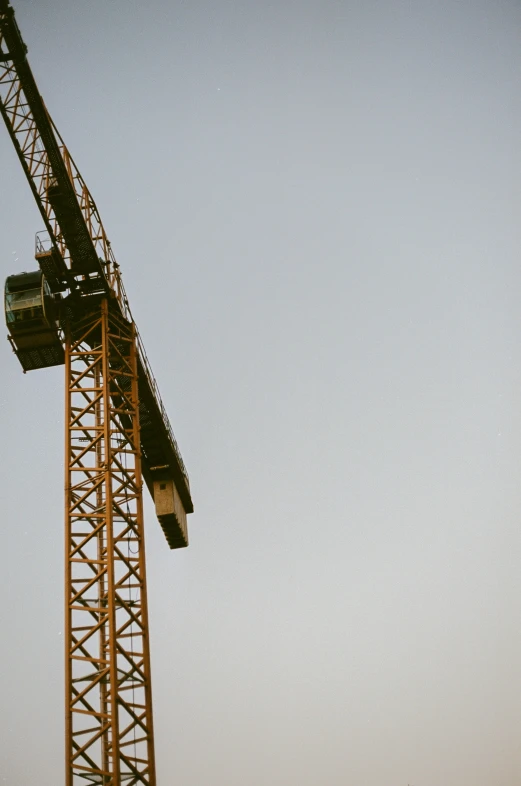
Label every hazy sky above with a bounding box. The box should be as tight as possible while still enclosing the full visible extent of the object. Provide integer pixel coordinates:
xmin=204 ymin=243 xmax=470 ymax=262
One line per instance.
xmin=1 ymin=1 xmax=521 ymax=784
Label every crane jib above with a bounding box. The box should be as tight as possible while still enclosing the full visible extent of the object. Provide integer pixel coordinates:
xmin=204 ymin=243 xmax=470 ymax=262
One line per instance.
xmin=0 ymin=4 xmax=102 ymax=279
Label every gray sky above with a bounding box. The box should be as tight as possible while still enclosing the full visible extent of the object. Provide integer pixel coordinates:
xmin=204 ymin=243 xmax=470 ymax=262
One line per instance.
xmin=1 ymin=1 xmax=521 ymax=784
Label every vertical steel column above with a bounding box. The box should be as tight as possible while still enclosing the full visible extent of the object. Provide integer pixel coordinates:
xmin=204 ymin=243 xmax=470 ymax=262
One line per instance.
xmin=65 ymin=299 xmax=156 ymax=785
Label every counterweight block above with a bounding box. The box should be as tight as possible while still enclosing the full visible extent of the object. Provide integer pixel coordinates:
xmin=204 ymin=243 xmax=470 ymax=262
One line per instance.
xmin=153 ymin=477 xmax=188 ymax=549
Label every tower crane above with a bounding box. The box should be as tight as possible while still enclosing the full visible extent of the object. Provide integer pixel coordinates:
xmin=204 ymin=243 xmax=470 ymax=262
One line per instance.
xmin=0 ymin=2 xmax=194 ymax=784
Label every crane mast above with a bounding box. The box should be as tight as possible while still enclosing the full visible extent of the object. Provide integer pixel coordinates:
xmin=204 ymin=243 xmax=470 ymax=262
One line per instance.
xmin=0 ymin=3 xmax=193 ymax=784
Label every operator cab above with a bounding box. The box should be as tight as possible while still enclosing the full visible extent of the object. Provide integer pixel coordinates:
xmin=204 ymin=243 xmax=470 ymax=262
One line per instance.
xmin=4 ymin=270 xmax=65 ymax=371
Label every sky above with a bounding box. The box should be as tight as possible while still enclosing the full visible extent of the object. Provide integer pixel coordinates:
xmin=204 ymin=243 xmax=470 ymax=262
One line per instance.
xmin=1 ymin=0 xmax=521 ymax=784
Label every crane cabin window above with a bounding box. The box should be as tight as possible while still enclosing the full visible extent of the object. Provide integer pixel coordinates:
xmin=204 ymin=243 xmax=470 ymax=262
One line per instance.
xmin=4 ymin=272 xmax=56 ymax=332
xmin=5 ymin=287 xmax=44 ymax=325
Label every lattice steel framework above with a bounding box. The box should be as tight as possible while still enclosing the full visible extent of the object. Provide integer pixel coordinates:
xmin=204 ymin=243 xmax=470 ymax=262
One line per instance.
xmin=0 ymin=20 xmax=63 ymax=249
xmin=65 ymin=299 xmax=156 ymax=786
xmin=0 ymin=1 xmax=190 ymax=484
xmin=1 ymin=5 xmax=193 ymax=782
xmin=0 ymin=6 xmax=122 ymax=294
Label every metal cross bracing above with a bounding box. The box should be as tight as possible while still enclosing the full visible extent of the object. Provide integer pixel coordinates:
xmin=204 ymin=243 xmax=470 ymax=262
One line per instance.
xmin=0 ymin=2 xmax=107 ymax=283
xmin=0 ymin=0 xmax=193 ymax=522
xmin=0 ymin=2 xmax=195 ymax=781
xmin=0 ymin=5 xmax=137 ymax=315
xmin=66 ymin=299 xmax=156 ymax=785
xmin=0 ymin=13 xmax=67 ymax=256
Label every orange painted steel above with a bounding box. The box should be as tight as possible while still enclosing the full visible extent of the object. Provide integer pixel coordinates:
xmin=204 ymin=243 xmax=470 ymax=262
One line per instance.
xmin=65 ymin=299 xmax=156 ymax=785
xmin=1 ymin=4 xmax=193 ymax=781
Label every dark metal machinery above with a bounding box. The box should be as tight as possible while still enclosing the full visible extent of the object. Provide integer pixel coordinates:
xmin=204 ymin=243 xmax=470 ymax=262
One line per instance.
xmin=0 ymin=2 xmax=194 ymax=783
xmin=5 ymin=269 xmax=64 ymax=369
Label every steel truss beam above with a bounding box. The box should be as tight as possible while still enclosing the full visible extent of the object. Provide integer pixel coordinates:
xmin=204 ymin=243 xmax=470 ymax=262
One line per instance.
xmin=0 ymin=4 xmax=123 ymax=294
xmin=0 ymin=6 xmax=65 ymax=254
xmin=0 ymin=7 xmax=190 ymax=494
xmin=0 ymin=2 xmax=192 ymax=508
xmin=65 ymin=299 xmax=156 ymax=785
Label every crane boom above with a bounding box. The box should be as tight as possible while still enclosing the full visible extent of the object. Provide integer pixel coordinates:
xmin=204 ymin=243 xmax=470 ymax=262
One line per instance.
xmin=0 ymin=0 xmax=102 ymax=278
xmin=0 ymin=2 xmax=194 ymax=783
